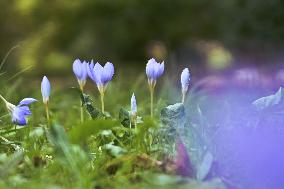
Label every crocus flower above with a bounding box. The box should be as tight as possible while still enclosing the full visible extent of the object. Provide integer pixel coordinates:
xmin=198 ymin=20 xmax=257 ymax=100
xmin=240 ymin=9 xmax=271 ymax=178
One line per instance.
xmin=73 ymin=59 xmax=88 ymax=90
xmin=145 ymin=58 xmax=164 ymax=117
xmin=180 ymin=68 xmax=190 ymax=103
xmin=88 ymin=61 xmax=114 ymax=93
xmin=175 ymin=139 xmax=193 ymax=177
xmin=146 ymin=58 xmax=164 ymax=86
xmin=131 ymin=93 xmax=137 ymax=117
xmin=0 ymin=95 xmax=37 ymax=126
xmin=41 ymin=76 xmax=51 ymax=104
xmin=41 ymin=76 xmax=51 ymax=122
xmin=88 ymin=61 xmax=114 ymax=113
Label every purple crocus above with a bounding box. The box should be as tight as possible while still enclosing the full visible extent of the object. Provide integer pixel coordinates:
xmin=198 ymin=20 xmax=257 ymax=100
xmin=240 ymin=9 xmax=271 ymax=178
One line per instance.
xmin=146 ymin=58 xmax=164 ymax=86
xmin=181 ymin=68 xmax=190 ymax=103
xmin=73 ymin=59 xmax=88 ymax=90
xmin=87 ymin=61 xmax=114 ymax=93
xmin=131 ymin=93 xmax=137 ymax=116
xmin=145 ymin=58 xmax=164 ymax=117
xmin=175 ymin=139 xmax=193 ymax=177
xmin=0 ymin=95 xmax=37 ymax=126
xmin=88 ymin=61 xmax=114 ymax=113
xmin=41 ymin=76 xmax=51 ymax=105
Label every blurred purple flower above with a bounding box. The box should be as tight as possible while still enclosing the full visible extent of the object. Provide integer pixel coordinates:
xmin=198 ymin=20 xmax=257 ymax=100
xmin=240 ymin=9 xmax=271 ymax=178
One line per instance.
xmin=88 ymin=61 xmax=114 ymax=93
xmin=175 ymin=139 xmax=193 ymax=177
xmin=41 ymin=76 xmax=51 ymax=104
xmin=0 ymin=95 xmax=37 ymax=126
xmin=131 ymin=93 xmax=137 ymax=116
xmin=73 ymin=59 xmax=88 ymax=90
xmin=232 ymin=68 xmax=260 ymax=88
xmin=181 ymin=68 xmax=191 ymax=93
xmin=146 ymin=58 xmax=164 ymax=85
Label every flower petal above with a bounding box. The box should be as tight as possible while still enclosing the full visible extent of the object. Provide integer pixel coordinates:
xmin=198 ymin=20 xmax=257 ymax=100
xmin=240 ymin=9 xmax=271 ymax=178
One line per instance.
xmin=146 ymin=58 xmax=157 ymax=80
xmin=19 ymin=98 xmax=37 ymax=106
xmin=102 ymin=62 xmax=114 ymax=84
xmin=81 ymin=61 xmax=88 ymax=81
xmin=12 ymin=106 xmax=30 ymax=126
xmin=73 ymin=59 xmax=83 ymax=79
xmin=87 ymin=61 xmax=95 ymax=81
xmin=93 ymin=62 xmax=104 ymax=85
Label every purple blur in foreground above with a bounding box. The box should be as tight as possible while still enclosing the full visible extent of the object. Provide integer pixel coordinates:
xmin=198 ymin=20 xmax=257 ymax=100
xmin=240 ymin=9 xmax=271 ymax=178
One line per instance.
xmin=175 ymin=139 xmax=193 ymax=177
xmin=146 ymin=58 xmax=164 ymax=84
xmin=87 ymin=61 xmax=114 ymax=92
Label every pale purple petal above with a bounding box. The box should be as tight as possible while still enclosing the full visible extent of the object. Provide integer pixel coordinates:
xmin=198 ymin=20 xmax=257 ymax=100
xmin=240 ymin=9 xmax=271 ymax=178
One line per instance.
xmin=93 ymin=62 xmax=104 ymax=85
xmin=102 ymin=62 xmax=114 ymax=84
xmin=73 ymin=59 xmax=82 ymax=79
xmin=19 ymin=98 xmax=37 ymax=106
xmin=81 ymin=61 xmax=88 ymax=80
xmin=146 ymin=58 xmax=157 ymax=80
xmin=87 ymin=61 xmax=95 ymax=81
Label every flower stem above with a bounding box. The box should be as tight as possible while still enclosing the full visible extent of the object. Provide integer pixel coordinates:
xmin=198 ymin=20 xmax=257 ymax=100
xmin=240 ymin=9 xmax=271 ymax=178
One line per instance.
xmin=150 ymin=86 xmax=154 ymax=118
xmin=100 ymin=92 xmax=105 ymax=114
xmin=45 ymin=103 xmax=50 ymax=125
xmin=80 ymin=88 xmax=84 ymax=123
xmin=0 ymin=94 xmax=7 ymax=104
xmin=182 ymin=93 xmax=186 ymax=104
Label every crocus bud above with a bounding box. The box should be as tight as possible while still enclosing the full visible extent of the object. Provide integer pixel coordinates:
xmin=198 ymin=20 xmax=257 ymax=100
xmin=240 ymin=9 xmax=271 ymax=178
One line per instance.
xmin=41 ymin=76 xmax=51 ymax=104
xmin=73 ymin=59 xmax=88 ymax=90
xmin=131 ymin=93 xmax=137 ymax=116
xmin=88 ymin=61 xmax=114 ymax=94
xmin=146 ymin=58 xmax=164 ymax=86
xmin=181 ymin=68 xmax=191 ymax=94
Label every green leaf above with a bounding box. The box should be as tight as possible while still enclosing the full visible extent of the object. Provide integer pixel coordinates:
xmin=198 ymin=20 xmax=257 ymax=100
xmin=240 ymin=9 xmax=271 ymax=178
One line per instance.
xmin=68 ymin=119 xmax=118 ymax=145
xmin=119 ymin=107 xmax=130 ymax=127
xmin=79 ymin=91 xmax=103 ymax=119
xmin=252 ymin=87 xmax=284 ymax=111
xmin=0 ymin=151 xmax=24 ymax=179
xmin=104 ymin=143 xmax=127 ymax=157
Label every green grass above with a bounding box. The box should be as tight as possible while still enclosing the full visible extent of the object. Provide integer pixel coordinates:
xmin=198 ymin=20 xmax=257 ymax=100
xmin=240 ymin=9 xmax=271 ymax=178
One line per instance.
xmin=0 ymin=61 xmax=228 ymax=189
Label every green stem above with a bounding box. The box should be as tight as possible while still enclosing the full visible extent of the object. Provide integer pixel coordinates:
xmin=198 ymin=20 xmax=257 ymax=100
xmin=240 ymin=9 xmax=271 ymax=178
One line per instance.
xmin=182 ymin=93 xmax=186 ymax=104
xmin=45 ymin=103 xmax=50 ymax=125
xmin=100 ymin=92 xmax=105 ymax=114
xmin=0 ymin=94 xmax=7 ymax=104
xmin=150 ymin=87 xmax=154 ymax=118
xmin=80 ymin=88 xmax=84 ymax=123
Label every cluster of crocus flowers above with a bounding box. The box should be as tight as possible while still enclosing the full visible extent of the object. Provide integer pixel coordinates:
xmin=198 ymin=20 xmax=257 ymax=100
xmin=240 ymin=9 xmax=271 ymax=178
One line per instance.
xmin=88 ymin=61 xmax=114 ymax=114
xmin=0 ymin=95 xmax=37 ymax=126
xmin=41 ymin=76 xmax=51 ymax=123
xmin=146 ymin=58 xmax=164 ymax=117
xmin=180 ymin=68 xmax=191 ymax=103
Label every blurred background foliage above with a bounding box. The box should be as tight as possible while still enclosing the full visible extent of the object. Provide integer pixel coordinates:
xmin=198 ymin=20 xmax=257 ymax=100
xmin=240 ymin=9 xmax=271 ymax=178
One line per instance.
xmin=1 ymin=0 xmax=284 ymax=76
